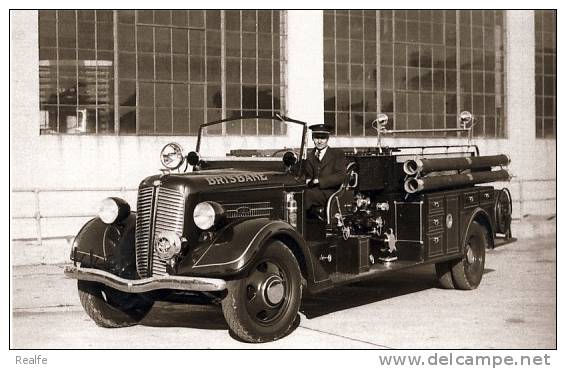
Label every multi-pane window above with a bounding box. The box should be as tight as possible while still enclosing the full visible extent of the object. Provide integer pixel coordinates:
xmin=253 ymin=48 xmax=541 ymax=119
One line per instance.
xmin=323 ymin=10 xmax=505 ymax=138
xmin=39 ymin=10 xmax=115 ymax=134
xmin=459 ymin=10 xmax=505 ymax=137
xmin=38 ymin=10 xmax=286 ymax=135
xmin=535 ymin=10 xmax=556 ymax=139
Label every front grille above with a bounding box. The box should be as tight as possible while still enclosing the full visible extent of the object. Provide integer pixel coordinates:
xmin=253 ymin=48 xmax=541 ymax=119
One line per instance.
xmin=223 ymin=202 xmax=273 ymax=219
xmin=135 ymin=186 xmax=185 ymax=278
xmin=135 ymin=187 xmax=153 ymax=278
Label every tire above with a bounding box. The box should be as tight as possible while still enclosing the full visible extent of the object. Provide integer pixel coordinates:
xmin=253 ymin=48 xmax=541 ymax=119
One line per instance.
xmin=78 ymin=280 xmax=154 ymax=328
xmin=221 ymin=240 xmax=302 ymax=343
xmin=451 ymin=221 xmax=487 ymax=290
xmin=435 ymin=260 xmax=456 ymax=289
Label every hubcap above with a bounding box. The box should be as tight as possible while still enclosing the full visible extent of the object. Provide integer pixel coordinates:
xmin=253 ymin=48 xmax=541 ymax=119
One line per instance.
xmin=466 ymin=244 xmax=475 ymax=264
xmin=245 ymin=261 xmax=288 ymax=324
xmin=264 ymin=275 xmax=285 ymax=306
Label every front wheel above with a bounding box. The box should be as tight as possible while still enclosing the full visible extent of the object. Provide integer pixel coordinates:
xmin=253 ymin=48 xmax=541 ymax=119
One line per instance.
xmin=451 ymin=221 xmax=487 ymax=290
xmin=78 ymin=280 xmax=154 ymax=328
xmin=221 ymin=240 xmax=302 ymax=343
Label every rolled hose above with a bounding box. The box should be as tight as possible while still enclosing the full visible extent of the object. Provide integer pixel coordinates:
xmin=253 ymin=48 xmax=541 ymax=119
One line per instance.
xmin=403 ymin=154 xmax=511 ymax=175
xmin=404 ymin=169 xmax=511 ymax=194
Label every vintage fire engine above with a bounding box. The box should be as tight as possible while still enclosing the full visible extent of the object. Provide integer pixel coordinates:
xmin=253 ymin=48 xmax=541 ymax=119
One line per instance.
xmin=65 ymin=112 xmax=513 ymax=343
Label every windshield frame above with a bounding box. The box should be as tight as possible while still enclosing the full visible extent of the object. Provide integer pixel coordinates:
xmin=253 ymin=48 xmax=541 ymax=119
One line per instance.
xmin=195 ymin=114 xmax=308 ymax=161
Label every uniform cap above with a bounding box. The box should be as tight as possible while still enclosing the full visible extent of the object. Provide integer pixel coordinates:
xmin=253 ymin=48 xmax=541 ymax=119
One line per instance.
xmin=309 ymin=124 xmax=332 ymax=137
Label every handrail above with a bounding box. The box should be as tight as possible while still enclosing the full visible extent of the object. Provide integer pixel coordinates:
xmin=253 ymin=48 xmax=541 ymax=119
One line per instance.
xmin=11 ymin=179 xmax=556 ymax=243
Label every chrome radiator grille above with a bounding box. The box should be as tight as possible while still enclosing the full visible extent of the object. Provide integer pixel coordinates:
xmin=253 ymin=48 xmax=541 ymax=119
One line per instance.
xmin=135 ymin=187 xmax=153 ymax=277
xmin=135 ymin=186 xmax=185 ymax=278
xmin=223 ymin=202 xmax=273 ymax=219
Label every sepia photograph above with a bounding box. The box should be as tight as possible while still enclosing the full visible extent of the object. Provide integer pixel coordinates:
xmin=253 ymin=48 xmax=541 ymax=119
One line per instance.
xmin=10 ymin=8 xmax=556 ymax=353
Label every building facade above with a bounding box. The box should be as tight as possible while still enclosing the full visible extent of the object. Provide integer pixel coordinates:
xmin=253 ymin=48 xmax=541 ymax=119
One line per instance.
xmin=11 ymin=10 xmax=556 ymax=241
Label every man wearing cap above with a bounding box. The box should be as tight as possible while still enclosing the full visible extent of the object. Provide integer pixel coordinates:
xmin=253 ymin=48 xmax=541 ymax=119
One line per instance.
xmin=303 ymin=124 xmax=347 ymax=217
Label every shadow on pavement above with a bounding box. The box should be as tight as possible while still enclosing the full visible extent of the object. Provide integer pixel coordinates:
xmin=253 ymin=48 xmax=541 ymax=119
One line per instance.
xmin=137 ymin=264 xmax=499 ymax=329
xmin=140 ymin=302 xmax=228 ymax=330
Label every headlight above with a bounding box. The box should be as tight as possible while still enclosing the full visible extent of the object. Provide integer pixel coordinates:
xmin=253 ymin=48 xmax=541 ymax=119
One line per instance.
xmin=193 ymin=201 xmax=224 ymax=230
xmin=98 ymin=197 xmax=130 ymax=224
xmin=160 ymin=143 xmax=185 ymax=169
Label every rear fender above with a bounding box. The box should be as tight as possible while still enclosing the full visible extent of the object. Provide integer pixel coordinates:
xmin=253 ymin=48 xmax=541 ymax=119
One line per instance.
xmin=71 ymin=213 xmax=137 ymax=278
xmin=463 ymin=208 xmax=495 ymax=249
xmin=180 ymin=218 xmax=313 ymax=280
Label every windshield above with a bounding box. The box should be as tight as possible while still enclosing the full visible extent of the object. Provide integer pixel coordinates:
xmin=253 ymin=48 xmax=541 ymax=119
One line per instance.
xmin=197 ymin=117 xmax=306 ymax=160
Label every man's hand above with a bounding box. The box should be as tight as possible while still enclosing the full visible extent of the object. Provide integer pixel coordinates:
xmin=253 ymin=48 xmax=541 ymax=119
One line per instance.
xmin=306 ymin=178 xmax=319 ymax=188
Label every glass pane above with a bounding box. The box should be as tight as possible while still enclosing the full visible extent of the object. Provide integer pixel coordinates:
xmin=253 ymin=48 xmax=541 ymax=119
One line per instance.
xmin=138 ymin=107 xmax=154 ymax=133
xmin=173 ymin=56 xmax=188 ymax=81
xmin=172 ymin=10 xmax=188 ymax=26
xmin=78 ymin=22 xmax=96 ymax=49
xmin=190 ymin=85 xmax=204 ymax=108
xmin=189 ymin=109 xmax=203 ymax=134
xmin=172 ymin=29 xmax=188 ymax=54
xmin=226 ymin=32 xmax=241 ymax=58
xmin=39 ymin=18 xmax=57 ymax=48
xmin=119 ymin=107 xmax=136 ymax=134
xmin=137 ymin=26 xmax=154 ymax=53
xmin=190 ymin=57 xmax=204 ymax=82
xmin=119 ymin=80 xmax=136 ymax=106
xmin=138 ymin=54 xmax=154 ymax=80
xmin=96 ymin=22 xmax=114 ymax=50
xmin=226 ymin=10 xmax=240 ymax=31
xmin=173 ymin=108 xmax=189 ymax=133
xmin=173 ymin=84 xmax=188 ymax=108
xmin=139 ymin=82 xmax=154 ymax=107
xmin=206 ymin=57 xmax=221 ymax=82
xmin=155 ymin=108 xmax=172 ymax=133
xmin=207 ymin=84 xmax=222 ymax=108
xmin=118 ymin=24 xmax=135 ymax=51
xmin=154 ymin=10 xmax=171 ymax=25
xmin=242 ymin=85 xmax=257 ymax=109
xmin=206 ymin=31 xmax=221 ymax=56
xmin=242 ymin=10 xmax=256 ymax=32
xmin=155 ymin=28 xmax=171 ymax=53
xmin=242 ymin=58 xmax=256 ymax=84
xmin=258 ymin=61 xmax=272 ymax=84
xmin=188 ymin=10 xmax=204 ymax=28
xmin=189 ymin=30 xmax=205 ymax=56
xmin=226 ymin=85 xmax=241 ymax=109
xmin=226 ymin=58 xmax=241 ymax=83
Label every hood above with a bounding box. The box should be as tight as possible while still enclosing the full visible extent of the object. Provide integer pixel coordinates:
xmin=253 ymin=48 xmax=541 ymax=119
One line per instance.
xmin=139 ymin=169 xmax=300 ymax=193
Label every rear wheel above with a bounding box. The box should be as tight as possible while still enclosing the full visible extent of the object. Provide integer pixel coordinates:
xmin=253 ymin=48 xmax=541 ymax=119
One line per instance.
xmin=78 ymin=280 xmax=154 ymax=328
xmin=451 ymin=221 xmax=487 ymax=290
xmin=221 ymin=240 xmax=302 ymax=343
xmin=435 ymin=260 xmax=456 ymax=289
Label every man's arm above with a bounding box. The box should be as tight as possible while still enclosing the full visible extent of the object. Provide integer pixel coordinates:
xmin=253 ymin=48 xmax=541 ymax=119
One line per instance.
xmin=318 ymin=149 xmax=347 ymax=189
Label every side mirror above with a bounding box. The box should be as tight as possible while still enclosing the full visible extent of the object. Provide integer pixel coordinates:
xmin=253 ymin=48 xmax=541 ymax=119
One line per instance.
xmin=187 ymin=151 xmax=201 ymax=166
xmin=459 ymin=111 xmax=474 ymax=128
xmin=282 ymin=151 xmax=298 ymax=168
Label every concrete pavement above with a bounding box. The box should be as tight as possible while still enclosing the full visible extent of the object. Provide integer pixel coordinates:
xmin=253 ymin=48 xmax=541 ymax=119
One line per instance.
xmin=11 ymin=236 xmax=556 ymax=349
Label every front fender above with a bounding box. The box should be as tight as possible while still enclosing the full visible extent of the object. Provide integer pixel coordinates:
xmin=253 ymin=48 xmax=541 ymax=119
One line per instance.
xmin=71 ymin=213 xmax=137 ymax=278
xmin=178 ymin=218 xmax=310 ymax=279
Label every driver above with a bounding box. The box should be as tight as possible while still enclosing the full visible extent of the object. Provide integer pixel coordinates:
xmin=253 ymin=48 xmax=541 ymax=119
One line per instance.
xmin=303 ymin=124 xmax=347 ymax=217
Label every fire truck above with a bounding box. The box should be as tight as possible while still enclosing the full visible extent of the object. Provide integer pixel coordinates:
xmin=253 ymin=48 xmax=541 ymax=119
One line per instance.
xmin=65 ymin=111 xmax=513 ymax=343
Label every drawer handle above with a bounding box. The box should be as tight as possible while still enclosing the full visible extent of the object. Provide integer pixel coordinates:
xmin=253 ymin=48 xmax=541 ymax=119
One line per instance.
xmin=433 ymin=219 xmax=440 ymax=226
xmin=468 ymin=196 xmax=474 ymax=202
xmin=319 ymin=254 xmax=333 ymax=263
xmin=433 ymin=237 xmax=440 ymax=244
xmin=433 ymin=201 xmax=440 ymax=208
xmin=484 ymin=193 xmax=490 ymax=199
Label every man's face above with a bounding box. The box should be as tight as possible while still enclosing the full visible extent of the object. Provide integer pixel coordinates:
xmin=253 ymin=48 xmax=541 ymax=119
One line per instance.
xmin=312 ymin=134 xmax=329 ymax=150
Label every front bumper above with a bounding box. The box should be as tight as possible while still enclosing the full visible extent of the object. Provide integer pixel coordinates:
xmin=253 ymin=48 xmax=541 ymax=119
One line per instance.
xmin=64 ymin=265 xmax=226 ymax=293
